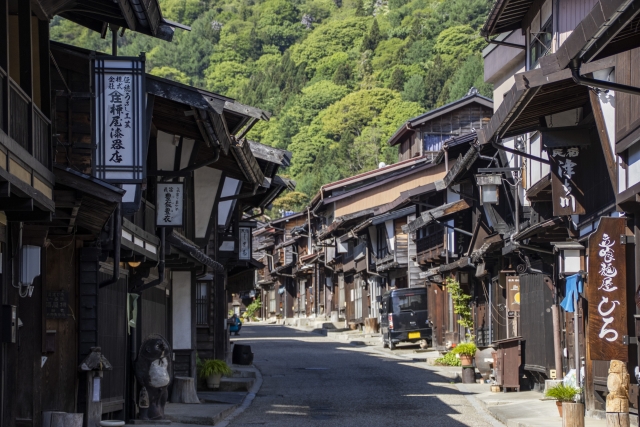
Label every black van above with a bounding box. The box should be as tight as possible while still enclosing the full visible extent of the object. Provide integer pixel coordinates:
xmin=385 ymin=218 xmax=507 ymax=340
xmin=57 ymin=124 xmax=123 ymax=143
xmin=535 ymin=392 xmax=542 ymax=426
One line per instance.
xmin=379 ymin=287 xmax=431 ymax=350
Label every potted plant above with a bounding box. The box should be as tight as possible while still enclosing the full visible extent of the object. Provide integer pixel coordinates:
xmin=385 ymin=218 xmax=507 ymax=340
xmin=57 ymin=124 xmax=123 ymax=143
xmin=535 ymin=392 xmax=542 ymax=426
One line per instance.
xmin=544 ymin=383 xmax=581 ymax=417
xmin=451 ymin=342 xmax=477 ymax=366
xmin=197 ymin=359 xmax=233 ymax=389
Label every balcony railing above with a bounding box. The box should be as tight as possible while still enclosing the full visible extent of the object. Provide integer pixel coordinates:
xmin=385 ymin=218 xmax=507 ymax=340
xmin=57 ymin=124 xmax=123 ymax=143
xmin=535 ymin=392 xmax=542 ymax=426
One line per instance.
xmin=8 ymin=78 xmax=51 ymax=168
xmin=416 ymin=228 xmax=445 ymax=264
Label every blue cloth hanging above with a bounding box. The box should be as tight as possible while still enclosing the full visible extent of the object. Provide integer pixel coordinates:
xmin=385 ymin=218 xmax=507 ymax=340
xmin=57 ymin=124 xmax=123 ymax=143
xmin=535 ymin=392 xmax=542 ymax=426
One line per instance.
xmin=560 ymin=273 xmax=583 ymax=313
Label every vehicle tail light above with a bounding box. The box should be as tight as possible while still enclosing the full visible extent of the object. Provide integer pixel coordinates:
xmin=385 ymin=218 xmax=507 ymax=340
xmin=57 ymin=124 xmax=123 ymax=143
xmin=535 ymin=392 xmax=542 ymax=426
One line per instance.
xmin=388 ymin=314 xmax=394 ymax=330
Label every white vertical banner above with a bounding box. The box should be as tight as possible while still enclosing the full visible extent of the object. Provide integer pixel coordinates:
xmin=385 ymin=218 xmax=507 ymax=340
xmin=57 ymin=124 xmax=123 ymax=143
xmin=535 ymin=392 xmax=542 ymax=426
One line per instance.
xmin=93 ymin=55 xmax=146 ymax=183
xmin=156 ymin=183 xmax=184 ymax=226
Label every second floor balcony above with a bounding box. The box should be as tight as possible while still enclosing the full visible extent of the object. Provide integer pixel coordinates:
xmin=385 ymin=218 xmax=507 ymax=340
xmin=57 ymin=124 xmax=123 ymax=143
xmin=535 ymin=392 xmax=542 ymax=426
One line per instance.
xmin=376 ymin=235 xmax=408 ymax=272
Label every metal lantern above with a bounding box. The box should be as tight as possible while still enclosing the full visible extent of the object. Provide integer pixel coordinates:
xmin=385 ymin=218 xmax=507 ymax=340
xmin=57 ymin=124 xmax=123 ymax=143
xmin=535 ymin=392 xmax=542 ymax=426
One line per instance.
xmin=475 ymin=174 xmax=502 ymax=205
xmin=553 ymin=241 xmax=584 ymax=275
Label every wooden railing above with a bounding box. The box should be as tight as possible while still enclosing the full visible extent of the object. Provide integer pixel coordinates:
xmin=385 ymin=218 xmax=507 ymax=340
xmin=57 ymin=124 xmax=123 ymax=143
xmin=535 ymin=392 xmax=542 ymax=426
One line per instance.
xmin=415 ymin=228 xmax=445 ymax=264
xmin=9 ymin=80 xmax=29 ymax=152
xmin=8 ymin=79 xmax=51 ymax=168
xmin=33 ymin=105 xmax=51 ymax=167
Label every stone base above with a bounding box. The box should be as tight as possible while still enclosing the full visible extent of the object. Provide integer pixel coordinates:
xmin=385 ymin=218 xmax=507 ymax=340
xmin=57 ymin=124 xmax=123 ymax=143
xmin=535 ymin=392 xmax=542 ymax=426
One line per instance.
xmin=127 ymin=420 xmax=171 ymax=425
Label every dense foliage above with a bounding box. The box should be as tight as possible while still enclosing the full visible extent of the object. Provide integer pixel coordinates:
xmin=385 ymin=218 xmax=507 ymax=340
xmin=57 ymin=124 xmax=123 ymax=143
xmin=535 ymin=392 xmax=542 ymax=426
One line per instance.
xmin=51 ymin=0 xmax=493 ymax=211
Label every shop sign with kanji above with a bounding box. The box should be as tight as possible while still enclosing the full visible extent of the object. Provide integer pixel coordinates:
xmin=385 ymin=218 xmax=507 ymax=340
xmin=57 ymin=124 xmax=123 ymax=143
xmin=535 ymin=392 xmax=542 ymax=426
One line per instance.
xmin=549 ymin=146 xmax=585 ymax=216
xmin=156 ymin=183 xmax=184 ymax=226
xmin=93 ymin=55 xmax=146 ymax=183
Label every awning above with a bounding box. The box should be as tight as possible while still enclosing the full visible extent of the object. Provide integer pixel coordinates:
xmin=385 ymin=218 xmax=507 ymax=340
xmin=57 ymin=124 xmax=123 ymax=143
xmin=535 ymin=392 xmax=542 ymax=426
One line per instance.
xmin=477 ymin=57 xmax=613 ymax=145
xmin=513 ymin=217 xmax=569 ymax=242
xmin=166 ymin=230 xmax=224 ymax=272
xmin=480 ymin=0 xmax=535 ymax=37
xmin=274 ymin=238 xmax=298 ymax=250
xmin=121 ymin=219 xmax=160 ymax=262
xmin=436 ymin=145 xmax=480 ymax=191
xmin=403 ymin=199 xmax=472 ymax=234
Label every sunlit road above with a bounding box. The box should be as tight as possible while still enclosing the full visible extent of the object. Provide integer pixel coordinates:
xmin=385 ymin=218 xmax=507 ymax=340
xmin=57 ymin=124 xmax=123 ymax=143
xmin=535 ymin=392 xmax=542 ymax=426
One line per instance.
xmin=229 ymin=324 xmax=502 ymax=427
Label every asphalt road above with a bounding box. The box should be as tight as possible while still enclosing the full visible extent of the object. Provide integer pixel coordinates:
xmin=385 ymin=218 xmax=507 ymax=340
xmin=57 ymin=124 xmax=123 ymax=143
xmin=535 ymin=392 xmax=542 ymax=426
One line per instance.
xmin=228 ymin=324 xmax=503 ymax=427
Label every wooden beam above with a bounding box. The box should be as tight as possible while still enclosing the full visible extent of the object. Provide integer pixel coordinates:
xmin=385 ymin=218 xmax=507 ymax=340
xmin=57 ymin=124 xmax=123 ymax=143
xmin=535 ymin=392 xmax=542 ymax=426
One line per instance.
xmin=516 ymin=55 xmax=617 ymax=91
xmin=403 ymin=198 xmax=472 ymax=234
xmin=589 ymin=90 xmax=617 ymax=194
xmin=0 ymin=198 xmax=33 ymax=211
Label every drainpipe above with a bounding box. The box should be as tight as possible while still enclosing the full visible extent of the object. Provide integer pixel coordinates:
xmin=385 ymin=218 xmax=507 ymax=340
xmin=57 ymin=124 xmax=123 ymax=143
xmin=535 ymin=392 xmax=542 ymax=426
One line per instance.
xmin=570 ymin=58 xmax=640 ymax=96
xmin=100 ymin=203 xmax=121 ymax=288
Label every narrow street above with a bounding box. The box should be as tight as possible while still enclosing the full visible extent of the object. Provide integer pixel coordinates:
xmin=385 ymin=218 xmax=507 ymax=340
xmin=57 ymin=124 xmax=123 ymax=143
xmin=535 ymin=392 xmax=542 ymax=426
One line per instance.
xmin=228 ymin=324 xmax=502 ymax=427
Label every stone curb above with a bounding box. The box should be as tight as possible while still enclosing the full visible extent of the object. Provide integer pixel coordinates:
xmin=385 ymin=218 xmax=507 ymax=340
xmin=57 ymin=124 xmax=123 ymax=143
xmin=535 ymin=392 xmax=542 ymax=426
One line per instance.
xmin=215 ymin=365 xmax=263 ymax=427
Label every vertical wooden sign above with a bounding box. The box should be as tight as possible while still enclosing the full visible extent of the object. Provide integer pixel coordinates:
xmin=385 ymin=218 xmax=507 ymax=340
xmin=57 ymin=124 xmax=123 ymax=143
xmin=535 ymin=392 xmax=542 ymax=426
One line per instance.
xmin=549 ymin=147 xmax=585 ymax=216
xmin=588 ymin=217 xmax=627 ymax=361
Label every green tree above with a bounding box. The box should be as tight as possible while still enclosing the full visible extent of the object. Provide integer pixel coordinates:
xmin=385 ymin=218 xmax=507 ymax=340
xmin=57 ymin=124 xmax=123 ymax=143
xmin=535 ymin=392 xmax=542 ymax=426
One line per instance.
xmin=332 ymin=63 xmax=352 ymax=86
xmin=387 ymin=67 xmax=406 ymax=91
xmin=361 ymin=19 xmax=381 ymax=52
xmin=446 ymin=54 xmax=493 ymax=102
xmin=150 ymin=66 xmax=191 ymax=84
xmin=402 ymin=74 xmax=425 ymax=104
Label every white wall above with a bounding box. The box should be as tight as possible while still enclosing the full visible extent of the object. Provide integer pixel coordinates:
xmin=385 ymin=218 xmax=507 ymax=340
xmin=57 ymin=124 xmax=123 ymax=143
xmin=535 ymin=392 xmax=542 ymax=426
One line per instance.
xmin=172 ymin=271 xmax=192 ymax=350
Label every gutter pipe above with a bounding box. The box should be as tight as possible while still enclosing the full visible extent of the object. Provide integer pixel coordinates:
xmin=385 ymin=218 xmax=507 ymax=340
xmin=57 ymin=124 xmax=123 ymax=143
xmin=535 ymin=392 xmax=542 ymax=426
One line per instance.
xmin=570 ymin=58 xmax=640 ymax=96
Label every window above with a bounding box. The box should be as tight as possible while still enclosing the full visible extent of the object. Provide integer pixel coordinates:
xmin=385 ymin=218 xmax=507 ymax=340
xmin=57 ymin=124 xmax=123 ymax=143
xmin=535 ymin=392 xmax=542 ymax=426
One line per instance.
xmin=376 ymin=224 xmax=388 ymax=258
xmin=529 ymin=16 xmax=552 ymax=69
xmin=196 ymin=283 xmax=208 ymax=326
xmin=423 ymin=133 xmax=455 ymax=158
xmin=392 ymin=291 xmax=427 ymax=312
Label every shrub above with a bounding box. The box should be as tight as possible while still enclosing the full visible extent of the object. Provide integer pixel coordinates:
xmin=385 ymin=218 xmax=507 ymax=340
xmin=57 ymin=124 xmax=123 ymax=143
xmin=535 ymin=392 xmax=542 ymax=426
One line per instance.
xmin=197 ymin=359 xmax=233 ymax=378
xmin=435 ymin=352 xmax=461 ymax=367
xmin=544 ymin=383 xmax=581 ymax=402
xmin=451 ymin=342 xmax=477 ymax=357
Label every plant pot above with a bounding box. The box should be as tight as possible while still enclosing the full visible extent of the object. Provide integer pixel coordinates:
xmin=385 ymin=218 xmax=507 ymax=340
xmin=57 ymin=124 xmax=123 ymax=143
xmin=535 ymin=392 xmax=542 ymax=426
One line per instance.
xmin=556 ymin=401 xmax=563 ymax=417
xmin=460 ymin=355 xmax=473 ymax=366
xmin=206 ymin=373 xmax=223 ymax=389
xmin=561 ymin=402 xmax=584 ymax=427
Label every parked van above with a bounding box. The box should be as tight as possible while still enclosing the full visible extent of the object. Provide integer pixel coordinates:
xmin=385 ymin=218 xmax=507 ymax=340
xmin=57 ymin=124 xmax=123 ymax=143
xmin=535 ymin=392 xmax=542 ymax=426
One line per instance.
xmin=379 ymin=287 xmax=431 ymax=350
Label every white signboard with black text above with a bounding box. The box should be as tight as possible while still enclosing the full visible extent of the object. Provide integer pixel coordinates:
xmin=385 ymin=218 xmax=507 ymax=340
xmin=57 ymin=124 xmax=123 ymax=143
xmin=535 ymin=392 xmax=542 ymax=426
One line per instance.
xmin=93 ymin=56 xmax=146 ymax=183
xmin=157 ymin=183 xmax=184 ymax=227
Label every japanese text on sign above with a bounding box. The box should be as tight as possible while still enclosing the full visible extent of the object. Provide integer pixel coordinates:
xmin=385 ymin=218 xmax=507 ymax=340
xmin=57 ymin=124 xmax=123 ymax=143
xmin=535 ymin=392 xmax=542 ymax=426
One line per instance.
xmin=45 ymin=291 xmax=69 ymax=319
xmin=551 ymin=147 xmax=579 ymax=212
xmin=156 ymin=183 xmax=184 ymax=226
xmin=93 ymin=57 xmax=145 ymax=183
xmin=106 ymin=76 xmax=132 ymax=165
xmin=588 ymin=217 xmax=627 ymax=361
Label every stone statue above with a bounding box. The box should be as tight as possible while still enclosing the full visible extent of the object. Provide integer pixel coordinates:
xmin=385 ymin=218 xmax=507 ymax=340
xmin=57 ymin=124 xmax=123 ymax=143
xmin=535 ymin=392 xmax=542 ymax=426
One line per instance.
xmin=606 ymin=359 xmax=629 ymax=413
xmin=135 ymin=334 xmax=172 ymax=420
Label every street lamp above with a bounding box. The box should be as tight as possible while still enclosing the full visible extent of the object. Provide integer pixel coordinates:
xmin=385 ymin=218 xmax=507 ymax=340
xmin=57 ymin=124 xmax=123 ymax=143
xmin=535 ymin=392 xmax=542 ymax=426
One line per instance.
xmin=475 ymin=174 xmax=502 ymax=205
xmin=553 ymin=241 xmax=584 ymax=276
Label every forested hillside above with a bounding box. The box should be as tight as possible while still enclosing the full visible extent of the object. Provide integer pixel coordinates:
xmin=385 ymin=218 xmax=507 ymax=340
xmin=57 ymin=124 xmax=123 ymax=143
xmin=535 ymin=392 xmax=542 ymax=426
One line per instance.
xmin=51 ymin=0 xmax=493 ymax=211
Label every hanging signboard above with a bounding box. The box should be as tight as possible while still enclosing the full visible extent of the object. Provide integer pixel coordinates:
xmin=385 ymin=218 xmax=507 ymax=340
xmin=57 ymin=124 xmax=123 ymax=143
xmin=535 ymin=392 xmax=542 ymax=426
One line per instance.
xmin=239 ymin=227 xmax=251 ymax=260
xmin=156 ymin=183 xmax=184 ymax=227
xmin=549 ymin=146 xmax=585 ymax=216
xmin=93 ymin=55 xmax=146 ymax=183
xmin=587 ymin=217 xmax=627 ymax=361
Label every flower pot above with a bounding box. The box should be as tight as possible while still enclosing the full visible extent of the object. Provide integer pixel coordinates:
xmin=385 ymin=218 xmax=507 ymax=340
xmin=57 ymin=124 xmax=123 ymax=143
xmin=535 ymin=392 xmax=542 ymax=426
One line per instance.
xmin=206 ymin=373 xmax=223 ymax=389
xmin=460 ymin=355 xmax=473 ymax=366
xmin=556 ymin=401 xmax=563 ymax=417
xmin=561 ymin=402 xmax=584 ymax=427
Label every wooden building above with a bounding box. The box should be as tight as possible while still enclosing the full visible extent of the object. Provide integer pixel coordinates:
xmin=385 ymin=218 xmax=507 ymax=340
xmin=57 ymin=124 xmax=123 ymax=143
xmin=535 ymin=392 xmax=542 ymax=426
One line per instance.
xmin=470 ymin=0 xmax=640 ymax=413
xmin=0 ymin=0 xmax=289 ymax=425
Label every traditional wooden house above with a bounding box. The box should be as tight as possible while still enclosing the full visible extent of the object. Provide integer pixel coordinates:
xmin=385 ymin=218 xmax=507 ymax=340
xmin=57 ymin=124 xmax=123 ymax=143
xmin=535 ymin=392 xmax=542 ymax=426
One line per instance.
xmin=0 ymin=1 xmax=286 ymax=423
xmin=469 ymin=0 xmax=640 ymax=412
